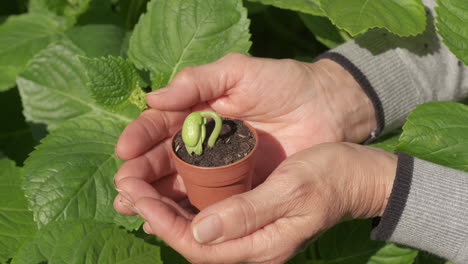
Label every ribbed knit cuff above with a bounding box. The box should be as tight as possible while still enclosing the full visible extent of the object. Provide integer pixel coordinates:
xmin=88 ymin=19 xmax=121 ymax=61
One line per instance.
xmin=372 ymin=154 xmax=468 ymax=263
xmin=371 ymin=152 xmax=414 ymax=240
xmin=318 ymin=31 xmax=422 ymax=138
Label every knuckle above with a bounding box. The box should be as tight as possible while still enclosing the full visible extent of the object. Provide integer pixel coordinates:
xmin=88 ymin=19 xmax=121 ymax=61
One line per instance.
xmin=138 ymin=113 xmax=161 ymax=141
xmin=141 ymin=110 xmax=171 ymax=139
xmin=324 ymin=142 xmax=357 ymax=154
xmin=220 ymin=51 xmax=247 ymax=63
xmin=229 ymin=195 xmax=258 ymax=230
xmin=279 ymin=58 xmax=296 ymax=65
xmin=278 ymin=58 xmax=300 ymax=69
xmin=174 ymin=66 xmax=197 ymax=82
xmin=335 ymin=141 xmax=358 ymax=151
xmin=232 ymin=195 xmax=256 ymax=213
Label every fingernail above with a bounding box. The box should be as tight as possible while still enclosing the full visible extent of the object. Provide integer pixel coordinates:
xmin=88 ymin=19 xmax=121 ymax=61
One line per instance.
xmin=192 ymin=214 xmax=223 ymax=244
xmin=142 ymin=223 xmax=151 ymax=234
xmin=148 ymin=87 xmax=168 ymax=96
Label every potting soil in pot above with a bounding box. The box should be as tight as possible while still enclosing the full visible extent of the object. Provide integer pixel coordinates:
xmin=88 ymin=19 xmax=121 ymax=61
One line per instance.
xmin=173 ymin=118 xmax=256 ymax=167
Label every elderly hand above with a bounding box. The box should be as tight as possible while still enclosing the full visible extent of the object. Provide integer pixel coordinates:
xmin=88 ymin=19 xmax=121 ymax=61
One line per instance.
xmin=116 ymin=143 xmax=397 ymax=264
xmin=114 ymin=53 xmax=376 ymax=206
xmin=114 ymin=53 xmax=379 ymax=263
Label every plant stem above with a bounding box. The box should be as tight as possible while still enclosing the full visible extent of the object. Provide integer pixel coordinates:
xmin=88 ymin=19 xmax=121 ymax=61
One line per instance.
xmin=200 ymin=111 xmax=222 ymax=147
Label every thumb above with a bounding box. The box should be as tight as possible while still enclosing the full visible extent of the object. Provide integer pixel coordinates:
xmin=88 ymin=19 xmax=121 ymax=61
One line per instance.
xmin=146 ymin=52 xmax=249 ymax=111
xmin=191 ymin=180 xmax=291 ymax=244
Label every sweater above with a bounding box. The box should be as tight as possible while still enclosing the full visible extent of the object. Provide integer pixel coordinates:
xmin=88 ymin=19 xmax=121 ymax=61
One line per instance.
xmin=319 ymin=0 xmax=468 ymax=263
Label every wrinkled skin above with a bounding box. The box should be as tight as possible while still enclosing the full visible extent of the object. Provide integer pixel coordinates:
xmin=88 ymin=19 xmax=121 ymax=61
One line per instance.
xmin=113 ymin=53 xmax=394 ymax=263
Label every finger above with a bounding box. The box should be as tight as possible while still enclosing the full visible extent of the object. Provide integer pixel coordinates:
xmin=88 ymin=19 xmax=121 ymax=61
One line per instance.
xmin=177 ymin=198 xmax=199 ymax=214
xmin=114 ymin=177 xmax=189 ymax=218
xmin=115 ymin=109 xmax=187 ymax=160
xmin=135 ymin=197 xmax=194 ymax=245
xmin=114 ymin=175 xmax=188 ymax=216
xmin=114 ymin=193 xmax=136 ymax=216
xmin=134 ymin=197 xmax=254 ymax=264
xmin=135 ymin=197 xmax=195 ymax=262
xmin=150 ymin=174 xmax=186 ymax=201
xmin=114 ymin=174 xmax=187 ymax=215
xmin=191 ymin=174 xmax=293 ymax=245
xmin=146 ymin=52 xmax=249 ymax=111
xmin=113 ymin=177 xmax=160 ymax=215
xmin=114 ymin=140 xmax=175 ymax=184
xmin=143 ymin=222 xmax=153 ymax=234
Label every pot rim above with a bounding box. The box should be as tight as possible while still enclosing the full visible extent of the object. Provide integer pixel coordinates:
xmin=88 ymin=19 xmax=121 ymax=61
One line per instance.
xmin=171 ymin=120 xmax=258 ymax=170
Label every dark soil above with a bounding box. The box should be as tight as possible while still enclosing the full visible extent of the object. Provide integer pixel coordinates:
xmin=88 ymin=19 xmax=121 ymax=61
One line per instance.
xmin=173 ymin=118 xmax=256 ymax=167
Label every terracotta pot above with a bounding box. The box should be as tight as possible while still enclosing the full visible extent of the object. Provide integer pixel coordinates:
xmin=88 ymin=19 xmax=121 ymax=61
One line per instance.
xmin=171 ymin=121 xmax=258 ymax=210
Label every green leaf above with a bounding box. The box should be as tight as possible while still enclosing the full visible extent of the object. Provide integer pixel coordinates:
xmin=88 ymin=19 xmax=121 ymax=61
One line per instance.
xmin=370 ymin=131 xmax=401 ymax=153
xmin=76 ymin=0 xmax=122 ymax=26
xmin=319 ymin=0 xmax=427 ymax=37
xmin=367 ymin=244 xmax=418 ymax=263
xmin=249 ymin=7 xmax=327 ymax=59
xmin=317 ymin=220 xmax=385 ymax=263
xmin=248 ymin=0 xmax=324 ymax=16
xmin=415 ymin=252 xmax=450 ymax=264
xmin=12 ymin=220 xmax=162 ymax=264
xmin=17 ymin=40 xmax=134 ymax=128
xmin=0 ymin=13 xmax=65 ymax=91
xmin=289 ymin=221 xmax=417 ymax=264
xmin=0 ymin=159 xmax=37 ymax=263
xmin=28 ymin=0 xmax=91 ymax=26
xmin=79 ymin=56 xmax=146 ymax=111
xmin=243 ymin=0 xmax=269 ymax=15
xmin=131 ymin=227 xmax=190 ymax=263
xmin=65 ymin=24 xmax=127 ymax=58
xmin=116 ymin=0 xmax=150 ymax=29
xmin=0 ymin=88 xmax=36 ymax=165
xmin=22 ymin=116 xmax=142 ymax=229
xmin=435 ymin=0 xmax=468 ymax=65
xmin=299 ymin=13 xmax=348 ymax=48
xmin=287 ymin=243 xmax=320 ymax=264
xmin=397 ymin=102 xmax=468 ymax=172
xmin=128 ymin=0 xmax=251 ymax=89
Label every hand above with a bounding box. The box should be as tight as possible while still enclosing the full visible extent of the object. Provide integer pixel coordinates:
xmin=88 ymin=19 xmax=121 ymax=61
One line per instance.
xmin=114 ymin=53 xmax=376 ymax=205
xmin=113 ymin=53 xmax=378 ymax=261
xmin=118 ymin=143 xmax=397 ymax=264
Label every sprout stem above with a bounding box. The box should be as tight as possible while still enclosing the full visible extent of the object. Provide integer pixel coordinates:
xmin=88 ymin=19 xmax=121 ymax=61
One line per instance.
xmin=199 ymin=110 xmax=222 ymax=147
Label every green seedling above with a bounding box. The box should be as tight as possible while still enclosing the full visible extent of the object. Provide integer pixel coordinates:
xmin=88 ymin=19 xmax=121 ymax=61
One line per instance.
xmin=182 ymin=110 xmax=222 ymax=155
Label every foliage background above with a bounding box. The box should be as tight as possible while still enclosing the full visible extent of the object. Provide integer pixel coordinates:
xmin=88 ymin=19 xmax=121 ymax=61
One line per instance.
xmin=0 ymin=0 xmax=466 ymax=263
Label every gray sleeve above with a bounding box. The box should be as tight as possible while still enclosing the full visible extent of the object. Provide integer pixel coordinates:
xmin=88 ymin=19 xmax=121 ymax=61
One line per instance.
xmin=319 ymin=0 xmax=468 ymax=139
xmin=371 ymin=153 xmax=468 ymax=263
